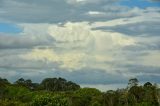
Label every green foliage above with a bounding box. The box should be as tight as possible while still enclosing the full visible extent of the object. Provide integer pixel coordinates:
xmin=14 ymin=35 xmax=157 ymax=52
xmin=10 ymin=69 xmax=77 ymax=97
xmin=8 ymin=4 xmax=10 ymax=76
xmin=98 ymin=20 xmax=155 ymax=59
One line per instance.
xmin=0 ymin=77 xmax=10 ymax=88
xmin=5 ymin=85 xmax=30 ymax=97
xmin=102 ymin=90 xmax=117 ymax=106
xmin=91 ymin=101 xmax=101 ymax=106
xmin=75 ymin=88 xmax=101 ymax=97
xmin=69 ymin=88 xmax=102 ymax=106
xmin=14 ymin=78 xmax=39 ymax=90
xmin=0 ymin=99 xmax=28 ymax=106
xmin=0 ymin=77 xmax=160 ymax=106
xmin=41 ymin=77 xmax=80 ymax=91
xmin=32 ymin=94 xmax=69 ymax=106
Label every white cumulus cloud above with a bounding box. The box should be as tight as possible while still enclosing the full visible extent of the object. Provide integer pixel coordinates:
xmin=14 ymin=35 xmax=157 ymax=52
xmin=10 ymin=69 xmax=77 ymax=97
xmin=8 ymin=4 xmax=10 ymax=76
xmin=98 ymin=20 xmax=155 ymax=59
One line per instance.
xmin=20 ymin=22 xmax=136 ymax=71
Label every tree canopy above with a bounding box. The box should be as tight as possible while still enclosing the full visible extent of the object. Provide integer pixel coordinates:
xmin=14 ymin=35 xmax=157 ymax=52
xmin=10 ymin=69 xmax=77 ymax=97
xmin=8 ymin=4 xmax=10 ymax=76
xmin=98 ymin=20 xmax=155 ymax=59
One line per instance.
xmin=0 ymin=77 xmax=159 ymax=106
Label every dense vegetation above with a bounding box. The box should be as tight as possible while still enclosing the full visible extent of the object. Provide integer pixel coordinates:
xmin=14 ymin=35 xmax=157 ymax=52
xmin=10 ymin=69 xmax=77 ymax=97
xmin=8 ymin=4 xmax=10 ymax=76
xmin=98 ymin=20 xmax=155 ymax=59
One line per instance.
xmin=0 ymin=77 xmax=159 ymax=106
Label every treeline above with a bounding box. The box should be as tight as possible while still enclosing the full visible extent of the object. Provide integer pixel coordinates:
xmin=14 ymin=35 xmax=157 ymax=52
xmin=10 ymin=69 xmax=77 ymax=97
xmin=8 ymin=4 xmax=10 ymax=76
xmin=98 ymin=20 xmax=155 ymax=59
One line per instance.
xmin=0 ymin=77 xmax=160 ymax=106
xmin=12 ymin=77 xmax=80 ymax=91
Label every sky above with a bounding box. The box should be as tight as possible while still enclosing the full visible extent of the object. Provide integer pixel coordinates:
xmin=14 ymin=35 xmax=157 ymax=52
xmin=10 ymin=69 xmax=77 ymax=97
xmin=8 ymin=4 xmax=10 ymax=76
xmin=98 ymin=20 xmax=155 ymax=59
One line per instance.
xmin=0 ymin=0 xmax=160 ymax=91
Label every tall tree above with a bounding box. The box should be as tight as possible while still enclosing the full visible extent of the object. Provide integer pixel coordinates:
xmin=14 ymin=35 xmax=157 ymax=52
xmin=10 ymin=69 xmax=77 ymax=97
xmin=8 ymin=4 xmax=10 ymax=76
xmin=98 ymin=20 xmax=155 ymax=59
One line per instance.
xmin=128 ymin=78 xmax=139 ymax=88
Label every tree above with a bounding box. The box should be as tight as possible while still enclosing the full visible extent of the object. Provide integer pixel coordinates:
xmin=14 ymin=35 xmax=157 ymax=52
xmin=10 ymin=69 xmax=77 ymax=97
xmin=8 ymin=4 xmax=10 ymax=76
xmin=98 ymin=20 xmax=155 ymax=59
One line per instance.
xmin=0 ymin=78 xmax=10 ymax=99
xmin=143 ymin=82 xmax=159 ymax=106
xmin=14 ymin=78 xmax=35 ymax=90
xmin=0 ymin=77 xmax=10 ymax=87
xmin=144 ymin=82 xmax=152 ymax=88
xmin=40 ymin=77 xmax=80 ymax=91
xmin=15 ymin=78 xmax=26 ymax=86
xmin=128 ymin=78 xmax=139 ymax=88
xmin=71 ymin=88 xmax=102 ymax=106
xmin=66 ymin=81 xmax=80 ymax=91
xmin=115 ymin=88 xmax=128 ymax=106
xmin=103 ymin=90 xmax=117 ymax=106
xmin=128 ymin=86 xmax=144 ymax=105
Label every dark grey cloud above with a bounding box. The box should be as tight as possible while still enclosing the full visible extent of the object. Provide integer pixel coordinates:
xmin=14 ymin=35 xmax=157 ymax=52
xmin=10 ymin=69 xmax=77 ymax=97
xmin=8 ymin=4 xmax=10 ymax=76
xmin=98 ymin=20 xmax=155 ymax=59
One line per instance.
xmin=94 ymin=21 xmax=160 ymax=36
xmin=122 ymin=64 xmax=160 ymax=74
xmin=114 ymin=64 xmax=160 ymax=84
xmin=137 ymin=75 xmax=160 ymax=84
xmin=0 ymin=0 xmax=73 ymax=23
xmin=0 ymin=0 xmax=139 ymax=23
xmin=0 ymin=67 xmax=127 ymax=84
xmin=1 ymin=66 xmax=160 ymax=85
xmin=0 ymin=34 xmax=55 ymax=49
xmin=123 ymin=41 xmax=160 ymax=51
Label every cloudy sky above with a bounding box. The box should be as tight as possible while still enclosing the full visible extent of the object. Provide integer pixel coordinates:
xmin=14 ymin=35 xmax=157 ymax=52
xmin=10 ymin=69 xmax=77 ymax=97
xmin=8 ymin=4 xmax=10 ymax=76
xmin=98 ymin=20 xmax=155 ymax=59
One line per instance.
xmin=0 ymin=0 xmax=160 ymax=91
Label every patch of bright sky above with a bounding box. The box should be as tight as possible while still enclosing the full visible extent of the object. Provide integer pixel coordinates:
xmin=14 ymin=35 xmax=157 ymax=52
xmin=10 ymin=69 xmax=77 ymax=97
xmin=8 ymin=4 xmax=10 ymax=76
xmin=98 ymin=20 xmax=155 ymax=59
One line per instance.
xmin=119 ymin=0 xmax=160 ymax=8
xmin=0 ymin=23 xmax=22 ymax=33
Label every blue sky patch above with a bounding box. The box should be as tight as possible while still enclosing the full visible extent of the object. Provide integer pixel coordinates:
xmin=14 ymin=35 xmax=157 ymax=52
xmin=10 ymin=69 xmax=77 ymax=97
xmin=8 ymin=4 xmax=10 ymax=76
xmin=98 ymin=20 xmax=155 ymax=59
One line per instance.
xmin=119 ymin=0 xmax=160 ymax=8
xmin=0 ymin=23 xmax=22 ymax=33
